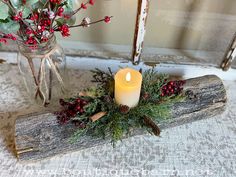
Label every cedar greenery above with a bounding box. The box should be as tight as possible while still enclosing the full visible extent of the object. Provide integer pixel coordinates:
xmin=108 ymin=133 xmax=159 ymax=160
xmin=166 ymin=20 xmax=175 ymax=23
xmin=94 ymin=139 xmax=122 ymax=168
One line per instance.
xmin=57 ymin=68 xmax=185 ymax=146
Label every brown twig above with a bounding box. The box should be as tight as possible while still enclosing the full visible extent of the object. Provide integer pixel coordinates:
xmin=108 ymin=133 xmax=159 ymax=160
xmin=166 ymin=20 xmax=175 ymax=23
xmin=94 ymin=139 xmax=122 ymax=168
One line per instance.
xmin=37 ymin=1 xmax=49 ymax=31
xmin=50 ymin=5 xmax=59 ymax=31
xmin=49 ymin=68 xmax=53 ymax=101
xmin=70 ymin=1 xmax=90 ymax=17
xmin=68 ymin=16 xmax=113 ymax=29
xmin=26 ymin=57 xmax=44 ymax=100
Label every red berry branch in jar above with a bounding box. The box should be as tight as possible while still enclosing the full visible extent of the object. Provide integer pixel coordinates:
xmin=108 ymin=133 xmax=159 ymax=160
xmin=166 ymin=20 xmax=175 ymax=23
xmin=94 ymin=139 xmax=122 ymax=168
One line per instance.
xmin=0 ymin=0 xmax=112 ymax=47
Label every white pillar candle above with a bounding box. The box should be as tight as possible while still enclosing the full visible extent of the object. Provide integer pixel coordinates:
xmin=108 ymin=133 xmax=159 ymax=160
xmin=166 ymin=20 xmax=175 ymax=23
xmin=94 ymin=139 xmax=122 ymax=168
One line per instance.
xmin=115 ymin=68 xmax=142 ymax=108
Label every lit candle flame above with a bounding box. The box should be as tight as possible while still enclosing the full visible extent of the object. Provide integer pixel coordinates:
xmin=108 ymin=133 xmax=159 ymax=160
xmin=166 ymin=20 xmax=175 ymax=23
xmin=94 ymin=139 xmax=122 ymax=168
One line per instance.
xmin=126 ymin=72 xmax=131 ymax=82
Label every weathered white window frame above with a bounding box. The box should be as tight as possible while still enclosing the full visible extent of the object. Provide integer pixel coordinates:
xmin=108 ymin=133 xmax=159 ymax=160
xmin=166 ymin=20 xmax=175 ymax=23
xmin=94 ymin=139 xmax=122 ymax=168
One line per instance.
xmin=221 ymin=32 xmax=236 ymax=71
xmin=132 ymin=0 xmax=150 ymax=64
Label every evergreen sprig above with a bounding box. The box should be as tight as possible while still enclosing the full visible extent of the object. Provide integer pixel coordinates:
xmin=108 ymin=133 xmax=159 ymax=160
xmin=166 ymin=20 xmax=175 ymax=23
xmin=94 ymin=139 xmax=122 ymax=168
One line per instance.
xmin=142 ymin=69 xmax=168 ymax=102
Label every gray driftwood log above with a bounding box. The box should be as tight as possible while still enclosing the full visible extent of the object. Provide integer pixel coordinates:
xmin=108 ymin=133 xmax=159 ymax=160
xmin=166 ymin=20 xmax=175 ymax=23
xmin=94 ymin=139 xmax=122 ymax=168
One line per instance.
xmin=15 ymin=75 xmax=227 ymax=161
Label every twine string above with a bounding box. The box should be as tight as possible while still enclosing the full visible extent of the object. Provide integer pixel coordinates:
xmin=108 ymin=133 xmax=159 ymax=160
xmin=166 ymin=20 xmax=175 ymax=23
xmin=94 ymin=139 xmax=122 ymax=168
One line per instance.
xmin=24 ymin=44 xmax=64 ymax=105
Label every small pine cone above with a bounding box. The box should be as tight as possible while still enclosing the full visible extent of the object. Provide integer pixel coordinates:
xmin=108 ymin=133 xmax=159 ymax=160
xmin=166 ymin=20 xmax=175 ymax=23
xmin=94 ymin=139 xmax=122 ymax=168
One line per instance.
xmin=103 ymin=95 xmax=113 ymax=103
xmin=139 ymin=68 xmax=143 ymax=74
xmin=72 ymin=120 xmax=81 ymax=127
xmin=142 ymin=92 xmax=150 ymax=100
xmin=59 ymin=99 xmax=67 ymax=106
xmin=119 ymin=105 xmax=130 ymax=114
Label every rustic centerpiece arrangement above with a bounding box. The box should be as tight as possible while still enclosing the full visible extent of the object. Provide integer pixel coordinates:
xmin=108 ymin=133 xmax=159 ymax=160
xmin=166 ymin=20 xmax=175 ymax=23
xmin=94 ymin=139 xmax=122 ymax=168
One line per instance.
xmin=0 ymin=0 xmax=227 ymax=163
xmin=0 ymin=0 xmax=112 ymax=105
xmin=56 ymin=68 xmax=186 ymax=146
xmin=15 ymin=68 xmax=227 ymax=161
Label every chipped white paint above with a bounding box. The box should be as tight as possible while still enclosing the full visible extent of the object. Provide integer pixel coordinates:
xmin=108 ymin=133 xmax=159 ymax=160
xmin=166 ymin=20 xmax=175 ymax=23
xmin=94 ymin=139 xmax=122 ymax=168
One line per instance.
xmin=232 ymin=48 xmax=236 ymax=59
xmin=221 ymin=32 xmax=236 ymax=71
xmin=132 ymin=0 xmax=150 ymax=64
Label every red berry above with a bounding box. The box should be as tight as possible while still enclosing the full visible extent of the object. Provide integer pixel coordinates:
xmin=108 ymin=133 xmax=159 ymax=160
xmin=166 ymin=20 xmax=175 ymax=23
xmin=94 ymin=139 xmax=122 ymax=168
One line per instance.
xmin=12 ymin=15 xmax=20 ymax=21
xmin=0 ymin=39 xmax=7 ymax=44
xmin=82 ymin=100 xmax=87 ymax=105
xmin=81 ymin=3 xmax=87 ymax=9
xmin=104 ymin=16 xmax=111 ymax=23
xmin=58 ymin=7 xmax=64 ymax=16
xmin=89 ymin=0 xmax=95 ymax=5
xmin=19 ymin=11 xmax=23 ymax=17
xmin=26 ymin=28 xmax=33 ymax=34
xmin=80 ymin=109 xmax=84 ymax=113
xmin=34 ymin=14 xmax=39 ymax=20
xmin=58 ymin=7 xmax=64 ymax=13
xmin=76 ymin=106 xmax=81 ymax=110
xmin=50 ymin=0 xmax=61 ymax=4
xmin=58 ymin=24 xmax=70 ymax=37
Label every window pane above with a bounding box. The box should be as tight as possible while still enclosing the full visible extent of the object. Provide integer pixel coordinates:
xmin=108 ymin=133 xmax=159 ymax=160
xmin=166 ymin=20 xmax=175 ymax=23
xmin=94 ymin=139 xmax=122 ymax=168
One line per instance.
xmin=58 ymin=0 xmax=136 ymax=46
xmin=143 ymin=0 xmax=236 ymax=66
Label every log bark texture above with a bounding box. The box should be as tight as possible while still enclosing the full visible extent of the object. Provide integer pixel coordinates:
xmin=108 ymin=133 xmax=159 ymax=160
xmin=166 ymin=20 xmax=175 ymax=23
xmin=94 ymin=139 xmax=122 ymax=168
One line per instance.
xmin=15 ymin=75 xmax=227 ymax=161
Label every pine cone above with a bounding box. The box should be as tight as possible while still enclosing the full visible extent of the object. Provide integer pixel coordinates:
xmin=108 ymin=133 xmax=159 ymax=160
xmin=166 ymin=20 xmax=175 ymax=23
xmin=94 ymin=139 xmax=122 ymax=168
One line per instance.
xmin=103 ymin=95 xmax=113 ymax=103
xmin=119 ymin=105 xmax=130 ymax=114
xmin=143 ymin=116 xmax=161 ymax=136
xmin=139 ymin=68 xmax=143 ymax=74
xmin=142 ymin=92 xmax=150 ymax=100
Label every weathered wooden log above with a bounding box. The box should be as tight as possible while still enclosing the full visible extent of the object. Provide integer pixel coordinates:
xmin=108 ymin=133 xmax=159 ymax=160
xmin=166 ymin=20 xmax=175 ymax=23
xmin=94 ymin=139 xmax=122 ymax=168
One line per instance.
xmin=15 ymin=75 xmax=227 ymax=161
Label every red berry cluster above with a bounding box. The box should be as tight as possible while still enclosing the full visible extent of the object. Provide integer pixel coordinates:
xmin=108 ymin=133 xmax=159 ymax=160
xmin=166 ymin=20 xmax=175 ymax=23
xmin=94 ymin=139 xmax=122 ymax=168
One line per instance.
xmin=0 ymin=38 xmax=7 ymax=44
xmin=57 ymin=7 xmax=64 ymax=16
xmin=4 ymin=34 xmax=16 ymax=41
xmin=81 ymin=0 xmax=95 ymax=9
xmin=0 ymin=34 xmax=17 ymax=44
xmin=25 ymin=36 xmax=37 ymax=45
xmin=26 ymin=28 xmax=34 ymax=35
xmin=12 ymin=11 xmax=22 ymax=21
xmin=58 ymin=24 xmax=70 ymax=37
xmin=50 ymin=0 xmax=62 ymax=4
xmin=56 ymin=98 xmax=88 ymax=125
xmin=24 ymin=36 xmax=38 ymax=49
xmin=161 ymin=80 xmax=186 ymax=97
xmin=40 ymin=19 xmax=51 ymax=27
xmin=30 ymin=13 xmax=39 ymax=21
xmin=25 ymin=10 xmax=53 ymax=45
xmin=1 ymin=0 xmax=111 ymax=48
xmin=4 ymin=34 xmax=17 ymax=41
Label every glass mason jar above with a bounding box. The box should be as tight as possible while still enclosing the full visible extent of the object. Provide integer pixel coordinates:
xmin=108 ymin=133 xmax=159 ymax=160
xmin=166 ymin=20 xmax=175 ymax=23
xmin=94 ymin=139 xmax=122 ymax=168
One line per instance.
xmin=17 ymin=35 xmax=68 ymax=106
